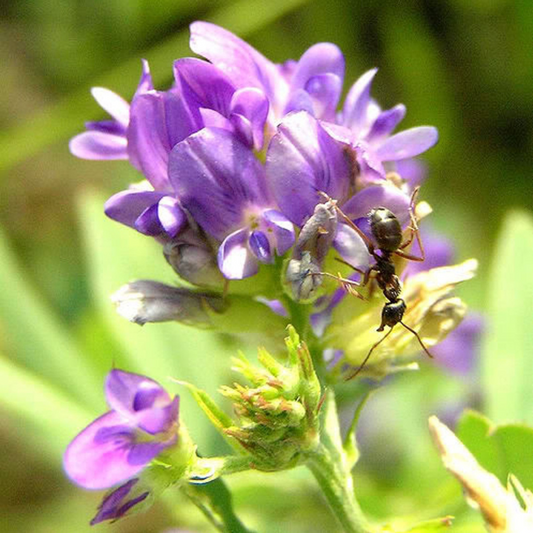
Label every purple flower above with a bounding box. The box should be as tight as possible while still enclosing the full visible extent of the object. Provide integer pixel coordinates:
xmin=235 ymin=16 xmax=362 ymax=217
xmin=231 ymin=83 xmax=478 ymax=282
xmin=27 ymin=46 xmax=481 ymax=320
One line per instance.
xmin=64 ymin=369 xmax=179 ymax=490
xmin=90 ymin=478 xmax=149 ymax=525
xmin=168 ymin=128 xmax=295 ymax=279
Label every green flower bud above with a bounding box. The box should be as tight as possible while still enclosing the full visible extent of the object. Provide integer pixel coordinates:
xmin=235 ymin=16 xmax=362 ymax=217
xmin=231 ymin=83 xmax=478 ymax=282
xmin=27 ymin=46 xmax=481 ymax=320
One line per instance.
xmin=219 ymin=326 xmax=321 ymax=470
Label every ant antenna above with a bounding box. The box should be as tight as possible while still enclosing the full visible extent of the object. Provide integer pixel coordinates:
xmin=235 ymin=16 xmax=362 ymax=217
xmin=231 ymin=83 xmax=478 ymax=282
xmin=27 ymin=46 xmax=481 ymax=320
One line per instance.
xmin=399 ymin=321 xmax=433 ymax=359
xmin=344 ymin=328 xmax=393 ymax=381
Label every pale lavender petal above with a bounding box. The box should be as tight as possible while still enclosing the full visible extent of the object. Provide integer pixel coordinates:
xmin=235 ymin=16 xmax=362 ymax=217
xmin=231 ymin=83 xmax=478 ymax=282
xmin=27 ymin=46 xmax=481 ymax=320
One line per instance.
xmin=69 ymin=131 xmax=128 ymax=160
xmin=342 ymin=185 xmax=411 ymax=226
xmin=200 ymin=108 xmax=234 ymax=131
xmin=105 ymin=370 xmax=169 ymax=417
xmin=91 ymin=87 xmax=130 ymax=127
xmin=189 ymin=22 xmax=288 ymax=109
xmin=218 ymin=229 xmax=258 ymax=279
xmin=134 ymin=59 xmax=154 ymax=97
xmin=305 ymin=73 xmax=343 ymax=120
xmin=136 ymin=397 xmax=179 ymax=435
xmin=228 ymin=114 xmax=253 ymax=148
xmin=174 ymin=58 xmax=235 ymax=116
xmin=262 ymin=209 xmax=295 ymax=255
xmin=267 ymin=111 xmax=352 ymax=226
xmin=333 ymin=224 xmax=371 ymax=270
xmin=255 ymin=297 xmax=288 ymax=317
xmin=158 ymin=196 xmax=187 ymax=238
xmin=63 ymin=411 xmax=143 ymax=490
xmin=376 ymin=126 xmax=439 ymax=161
xmin=366 ymin=104 xmax=406 ymax=142
xmin=356 ymin=143 xmax=387 ymax=184
xmin=283 ymin=89 xmax=315 ymax=116
xmin=249 ymin=230 xmax=272 ymax=263
xmin=230 ymin=88 xmax=269 ymax=150
xmin=291 ymin=43 xmax=344 ymax=90
xmin=395 ymin=158 xmax=427 ymax=186
xmin=169 ymin=128 xmax=268 ymax=240
xmin=433 ymin=313 xmax=484 ymax=375
xmin=342 ymin=68 xmax=378 ymax=132
xmin=105 ymin=190 xmax=166 ymax=229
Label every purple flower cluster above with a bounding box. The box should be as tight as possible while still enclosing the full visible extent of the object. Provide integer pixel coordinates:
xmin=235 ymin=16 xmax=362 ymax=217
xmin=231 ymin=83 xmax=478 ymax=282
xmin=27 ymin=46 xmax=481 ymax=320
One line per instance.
xmin=64 ymin=370 xmax=179 ymax=522
xmin=71 ymin=22 xmax=438 ymax=281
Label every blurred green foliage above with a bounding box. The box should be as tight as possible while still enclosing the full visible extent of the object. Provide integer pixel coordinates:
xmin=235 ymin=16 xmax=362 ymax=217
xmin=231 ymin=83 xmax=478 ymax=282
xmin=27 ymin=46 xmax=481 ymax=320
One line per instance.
xmin=1 ymin=0 xmax=532 ymax=531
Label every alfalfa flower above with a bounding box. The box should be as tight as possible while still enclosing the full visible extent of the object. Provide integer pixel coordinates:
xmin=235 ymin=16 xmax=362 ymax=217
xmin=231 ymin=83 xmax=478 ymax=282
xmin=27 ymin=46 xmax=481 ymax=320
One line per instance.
xmin=64 ymin=369 xmax=180 ymax=490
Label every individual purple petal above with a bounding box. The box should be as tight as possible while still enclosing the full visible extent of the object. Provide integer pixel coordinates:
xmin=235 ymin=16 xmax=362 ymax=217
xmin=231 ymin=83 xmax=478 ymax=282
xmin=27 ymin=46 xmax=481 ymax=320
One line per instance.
xmin=134 ymin=204 xmax=163 ymax=236
xmin=105 ymin=370 xmax=169 ymax=417
xmin=85 ymin=119 xmax=126 ymax=136
xmin=395 ymin=158 xmax=427 ymax=186
xmin=134 ymin=59 xmax=154 ymax=97
xmin=366 ymin=104 xmax=406 ymax=142
xmin=69 ymin=131 xmax=128 ymax=160
xmin=433 ymin=313 xmax=484 ymax=375
xmin=333 ymin=223 xmax=371 ymax=270
xmin=169 ymin=128 xmax=268 ymax=240
xmin=283 ymin=89 xmax=315 ymax=116
xmin=405 ymin=228 xmax=455 ymax=277
xmin=158 ymin=196 xmax=187 ymax=238
xmin=218 ymin=229 xmax=258 ymax=279
xmin=174 ymin=58 xmax=235 ymax=116
xmin=262 ymin=209 xmax=295 ymax=255
xmin=91 ymin=87 xmax=130 ymax=127
xmin=91 ymin=479 xmax=148 ymax=525
xmin=355 ymin=142 xmax=387 ymax=184
xmin=255 ymin=297 xmax=288 ymax=317
xmin=199 ymin=108 xmax=233 ymax=130
xmin=305 ymin=73 xmax=343 ymax=120
xmin=376 ymin=126 xmax=439 ymax=161
xmin=249 ymin=230 xmax=272 ymax=263
xmin=127 ymin=91 xmax=202 ymax=190
xmin=64 ymin=411 xmax=142 ymax=490
xmin=342 ymin=68 xmax=378 ymax=132
xmin=230 ymin=88 xmax=269 ymax=150
xmin=135 ymin=397 xmax=180 ymax=435
xmin=290 ymin=43 xmax=345 ymax=91
xmin=267 ymin=111 xmax=352 ymax=227
xmin=105 ymin=190 xmax=166 ymax=229
xmin=189 ymin=22 xmax=288 ymax=111
xmin=342 ymin=185 xmax=411 ymax=226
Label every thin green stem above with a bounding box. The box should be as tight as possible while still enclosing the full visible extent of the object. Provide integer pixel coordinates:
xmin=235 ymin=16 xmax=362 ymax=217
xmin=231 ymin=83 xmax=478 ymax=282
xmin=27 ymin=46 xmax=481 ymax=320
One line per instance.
xmin=306 ymin=443 xmax=371 ymax=533
xmin=183 ymin=478 xmax=254 ymax=533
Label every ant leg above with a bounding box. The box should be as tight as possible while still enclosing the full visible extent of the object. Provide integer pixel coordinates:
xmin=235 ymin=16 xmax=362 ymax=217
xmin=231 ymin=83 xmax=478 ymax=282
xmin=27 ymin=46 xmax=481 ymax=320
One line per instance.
xmin=344 ymin=327 xmax=394 ymax=380
xmin=308 ymin=271 xmax=366 ymax=300
xmin=396 ymin=189 xmax=426 ymax=262
xmin=399 ymin=321 xmax=433 ymax=358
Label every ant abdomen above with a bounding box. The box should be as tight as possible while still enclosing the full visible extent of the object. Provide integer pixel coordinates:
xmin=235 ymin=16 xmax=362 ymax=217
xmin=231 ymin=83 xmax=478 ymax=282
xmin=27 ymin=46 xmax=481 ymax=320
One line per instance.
xmin=369 ymin=207 xmax=403 ymax=252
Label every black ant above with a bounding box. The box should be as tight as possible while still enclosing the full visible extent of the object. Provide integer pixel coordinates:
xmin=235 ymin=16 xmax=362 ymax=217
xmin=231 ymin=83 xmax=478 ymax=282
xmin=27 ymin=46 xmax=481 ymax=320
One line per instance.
xmin=316 ymin=188 xmax=433 ymax=380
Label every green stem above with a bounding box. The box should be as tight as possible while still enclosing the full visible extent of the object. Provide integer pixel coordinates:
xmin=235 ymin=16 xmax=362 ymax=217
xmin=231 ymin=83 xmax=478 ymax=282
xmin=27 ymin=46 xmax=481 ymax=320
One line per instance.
xmin=184 ymin=477 xmax=254 ymax=533
xmin=306 ymin=443 xmax=371 ymax=533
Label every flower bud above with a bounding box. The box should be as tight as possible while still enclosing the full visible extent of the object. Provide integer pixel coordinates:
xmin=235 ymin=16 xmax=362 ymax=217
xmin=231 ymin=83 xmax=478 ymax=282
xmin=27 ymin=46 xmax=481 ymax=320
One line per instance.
xmin=219 ymin=326 xmax=321 ymax=470
xmin=163 ymin=228 xmax=224 ymax=288
xmin=111 ymin=280 xmax=226 ymax=327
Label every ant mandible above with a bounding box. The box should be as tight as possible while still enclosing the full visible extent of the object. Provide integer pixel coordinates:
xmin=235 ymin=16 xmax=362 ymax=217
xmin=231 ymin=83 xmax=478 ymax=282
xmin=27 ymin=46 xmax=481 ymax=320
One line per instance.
xmin=317 ymin=187 xmax=434 ymax=380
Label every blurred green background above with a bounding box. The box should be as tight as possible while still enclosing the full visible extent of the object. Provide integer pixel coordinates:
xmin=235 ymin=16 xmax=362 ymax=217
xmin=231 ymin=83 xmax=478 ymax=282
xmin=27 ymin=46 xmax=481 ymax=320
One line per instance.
xmin=1 ymin=0 xmax=533 ymax=531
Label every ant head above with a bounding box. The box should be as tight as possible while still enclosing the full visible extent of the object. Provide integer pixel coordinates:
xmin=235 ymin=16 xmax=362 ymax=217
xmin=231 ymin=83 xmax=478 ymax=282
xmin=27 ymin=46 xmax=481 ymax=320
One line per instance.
xmin=378 ymin=299 xmax=406 ymax=331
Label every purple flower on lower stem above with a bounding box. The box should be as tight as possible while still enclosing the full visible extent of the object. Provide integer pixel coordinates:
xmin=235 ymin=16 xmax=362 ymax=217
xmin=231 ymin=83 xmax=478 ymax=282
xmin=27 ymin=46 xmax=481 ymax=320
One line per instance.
xmin=90 ymin=478 xmax=149 ymax=525
xmin=64 ymin=369 xmax=179 ymax=491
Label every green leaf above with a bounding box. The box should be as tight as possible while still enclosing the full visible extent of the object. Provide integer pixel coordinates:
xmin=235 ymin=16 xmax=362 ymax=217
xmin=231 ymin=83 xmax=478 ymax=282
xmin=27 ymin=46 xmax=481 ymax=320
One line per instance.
xmin=0 ymin=226 xmax=101 ymax=407
xmin=0 ymin=353 xmax=93 ymax=461
xmin=78 ymin=190 xmax=235 ymax=454
xmin=457 ymin=409 xmax=533 ymax=489
xmin=482 ymin=210 xmax=533 ymax=424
